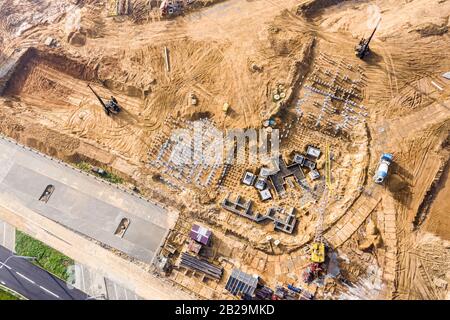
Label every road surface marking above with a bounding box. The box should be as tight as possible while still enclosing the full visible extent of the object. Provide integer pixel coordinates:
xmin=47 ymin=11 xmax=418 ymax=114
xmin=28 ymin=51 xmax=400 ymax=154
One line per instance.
xmin=0 ymin=262 xmax=12 ymax=270
xmin=1 ymin=280 xmax=5 ymax=285
xmin=16 ymin=272 xmax=35 ymax=284
xmin=39 ymin=286 xmax=60 ymax=298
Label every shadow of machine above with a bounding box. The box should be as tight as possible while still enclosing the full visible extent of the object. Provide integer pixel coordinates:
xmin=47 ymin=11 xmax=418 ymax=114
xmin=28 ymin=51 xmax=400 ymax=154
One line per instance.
xmin=87 ymin=84 xmax=121 ymax=116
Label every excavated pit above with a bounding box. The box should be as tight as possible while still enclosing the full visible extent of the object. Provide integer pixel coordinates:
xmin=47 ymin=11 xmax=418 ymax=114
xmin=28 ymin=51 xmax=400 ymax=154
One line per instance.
xmin=3 ymin=48 xmax=97 ymax=106
xmin=0 ymin=54 xmax=150 ymax=201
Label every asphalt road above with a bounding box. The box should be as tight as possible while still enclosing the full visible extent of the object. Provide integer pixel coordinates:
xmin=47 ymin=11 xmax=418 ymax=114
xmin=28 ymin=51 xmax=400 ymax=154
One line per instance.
xmin=0 ymin=245 xmax=89 ymax=300
xmin=0 ymin=136 xmax=173 ymax=264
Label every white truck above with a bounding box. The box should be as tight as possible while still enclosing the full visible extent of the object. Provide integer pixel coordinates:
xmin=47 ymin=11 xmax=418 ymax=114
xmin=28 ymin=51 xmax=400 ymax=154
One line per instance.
xmin=374 ymin=153 xmax=394 ymax=184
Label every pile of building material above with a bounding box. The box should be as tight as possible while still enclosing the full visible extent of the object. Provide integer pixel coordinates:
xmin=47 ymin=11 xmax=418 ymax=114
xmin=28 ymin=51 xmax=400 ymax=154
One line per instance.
xmin=188 ymin=224 xmax=212 ymax=255
xmin=254 ymin=286 xmax=274 ymax=300
xmin=179 ymin=252 xmax=223 ymax=280
xmin=225 ymin=269 xmax=259 ymax=296
xmin=107 ymin=0 xmax=131 ymax=16
xmin=190 ymin=224 xmax=212 ymax=246
xmin=118 ymin=0 xmax=131 ymax=15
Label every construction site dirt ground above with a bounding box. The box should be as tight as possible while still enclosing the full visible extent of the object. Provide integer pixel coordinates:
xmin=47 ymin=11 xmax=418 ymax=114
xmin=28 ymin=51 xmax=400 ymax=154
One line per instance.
xmin=0 ymin=0 xmax=450 ymax=300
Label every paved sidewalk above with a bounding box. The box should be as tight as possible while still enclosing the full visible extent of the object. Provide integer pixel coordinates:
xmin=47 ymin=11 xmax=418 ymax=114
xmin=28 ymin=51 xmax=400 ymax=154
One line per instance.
xmin=0 ymin=136 xmax=177 ymax=264
xmin=0 ymin=220 xmax=15 ymax=251
xmin=72 ymin=263 xmax=142 ymax=300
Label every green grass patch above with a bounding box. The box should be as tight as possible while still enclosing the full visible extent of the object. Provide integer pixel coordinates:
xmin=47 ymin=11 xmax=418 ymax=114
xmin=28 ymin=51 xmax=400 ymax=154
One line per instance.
xmin=0 ymin=288 xmax=20 ymax=300
xmin=75 ymin=161 xmax=123 ymax=184
xmin=15 ymin=231 xmax=74 ymax=281
xmin=75 ymin=161 xmax=91 ymax=172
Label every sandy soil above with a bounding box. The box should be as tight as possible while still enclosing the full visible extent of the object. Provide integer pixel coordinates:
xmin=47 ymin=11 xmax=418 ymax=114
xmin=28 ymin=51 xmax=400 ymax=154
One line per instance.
xmin=1 ymin=0 xmax=450 ymax=300
xmin=425 ymin=169 xmax=450 ymax=241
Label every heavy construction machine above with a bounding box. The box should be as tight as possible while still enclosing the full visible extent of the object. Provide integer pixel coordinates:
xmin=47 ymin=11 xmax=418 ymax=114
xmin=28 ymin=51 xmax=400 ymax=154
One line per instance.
xmin=374 ymin=153 xmax=394 ymax=184
xmin=303 ymin=143 xmax=332 ymax=283
xmin=355 ymin=19 xmax=381 ymax=59
xmin=87 ymin=84 xmax=121 ymax=116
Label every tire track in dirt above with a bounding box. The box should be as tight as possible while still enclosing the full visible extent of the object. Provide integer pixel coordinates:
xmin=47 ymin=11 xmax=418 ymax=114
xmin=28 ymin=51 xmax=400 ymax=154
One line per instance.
xmin=6 ymin=59 xmax=152 ymax=161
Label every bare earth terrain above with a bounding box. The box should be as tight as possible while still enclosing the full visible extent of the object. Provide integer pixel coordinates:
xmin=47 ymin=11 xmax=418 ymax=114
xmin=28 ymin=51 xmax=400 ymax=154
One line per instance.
xmin=0 ymin=0 xmax=449 ymax=300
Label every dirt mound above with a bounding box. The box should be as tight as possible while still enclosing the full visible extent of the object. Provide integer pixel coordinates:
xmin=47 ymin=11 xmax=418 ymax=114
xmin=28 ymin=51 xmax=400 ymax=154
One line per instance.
xmin=68 ymin=30 xmax=87 ymax=46
xmin=412 ymin=22 xmax=449 ymax=37
xmin=268 ymin=22 xmax=308 ymax=55
xmin=3 ymin=48 xmax=97 ymax=96
xmin=296 ymin=0 xmax=347 ymax=18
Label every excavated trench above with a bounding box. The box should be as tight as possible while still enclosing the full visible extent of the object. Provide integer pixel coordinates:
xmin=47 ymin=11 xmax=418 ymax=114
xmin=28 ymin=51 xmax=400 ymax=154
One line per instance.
xmin=0 ymin=48 xmax=141 ymax=181
xmin=2 ymin=48 xmax=97 ymax=100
